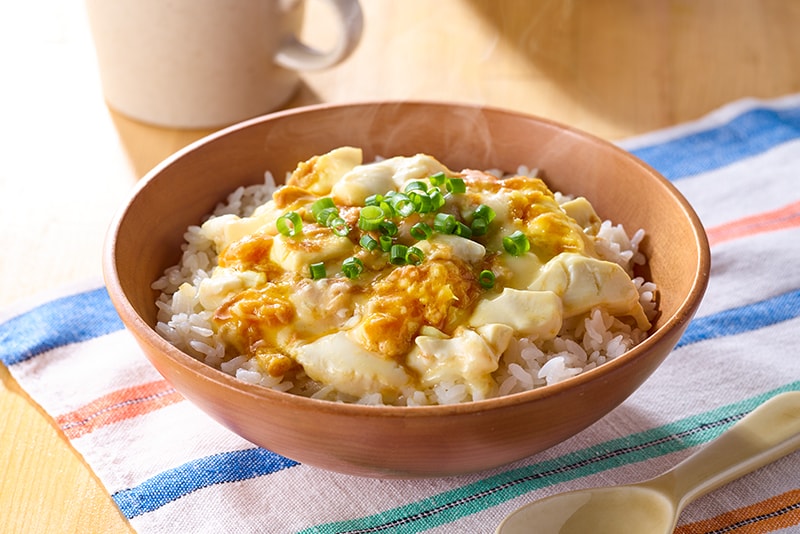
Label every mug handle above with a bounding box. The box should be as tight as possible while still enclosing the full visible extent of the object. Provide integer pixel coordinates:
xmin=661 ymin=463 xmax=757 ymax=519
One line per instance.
xmin=275 ymin=0 xmax=363 ymax=71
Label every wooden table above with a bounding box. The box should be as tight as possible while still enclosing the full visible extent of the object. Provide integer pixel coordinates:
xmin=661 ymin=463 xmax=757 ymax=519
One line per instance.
xmin=2 ymin=0 xmax=799 ymax=531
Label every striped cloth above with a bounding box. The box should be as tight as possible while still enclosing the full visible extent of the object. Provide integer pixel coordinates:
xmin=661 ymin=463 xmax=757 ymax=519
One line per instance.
xmin=2 ymin=94 xmax=800 ymax=533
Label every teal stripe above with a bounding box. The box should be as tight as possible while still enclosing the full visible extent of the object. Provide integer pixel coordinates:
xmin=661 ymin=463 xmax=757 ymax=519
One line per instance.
xmin=300 ymin=383 xmax=800 ymax=534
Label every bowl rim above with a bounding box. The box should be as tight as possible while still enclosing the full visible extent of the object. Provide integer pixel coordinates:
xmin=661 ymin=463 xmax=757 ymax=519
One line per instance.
xmin=103 ymin=99 xmax=711 ymax=418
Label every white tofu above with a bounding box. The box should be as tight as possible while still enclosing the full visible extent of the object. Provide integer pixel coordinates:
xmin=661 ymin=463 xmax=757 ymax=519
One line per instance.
xmin=200 ymin=212 xmax=275 ymax=251
xmin=414 ymin=233 xmax=486 ymax=264
xmin=468 ymin=288 xmax=562 ymax=339
xmin=197 ymin=268 xmax=264 ymax=310
xmin=331 ymin=153 xmax=451 ymax=205
xmin=292 ymin=331 xmax=412 ymax=398
xmin=408 ymin=324 xmax=513 ymax=400
xmin=301 ymin=146 xmax=363 ymax=196
xmin=529 ymin=253 xmax=650 ymax=329
xmin=560 ymin=196 xmax=601 ymax=232
xmin=269 ymin=231 xmax=353 ymax=274
xmin=331 ymin=162 xmax=398 ymax=205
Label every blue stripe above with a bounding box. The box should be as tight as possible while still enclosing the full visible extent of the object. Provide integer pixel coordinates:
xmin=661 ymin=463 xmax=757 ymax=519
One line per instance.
xmin=629 ymin=105 xmax=800 ymax=180
xmin=112 ymin=447 xmax=299 ymax=519
xmin=677 ymin=288 xmax=800 ymax=348
xmin=0 ymin=287 xmax=124 ymax=366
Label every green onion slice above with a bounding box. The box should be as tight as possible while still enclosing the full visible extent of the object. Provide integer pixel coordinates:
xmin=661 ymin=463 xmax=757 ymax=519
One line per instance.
xmin=329 ymin=217 xmax=350 ymax=237
xmin=358 ymin=205 xmax=385 ymax=231
xmin=405 ymin=246 xmax=424 ymax=265
xmin=390 ymin=193 xmax=415 ymax=217
xmin=410 ymin=222 xmax=433 ymax=240
xmin=364 ymin=194 xmax=383 ymax=207
xmin=309 ymin=261 xmax=326 ymax=280
xmin=445 ymin=177 xmax=466 ymax=194
xmin=379 ymin=234 xmax=393 ymax=252
xmin=360 ymin=234 xmax=378 ymax=251
xmin=390 ymin=244 xmax=408 ymax=265
xmin=404 ymin=180 xmax=427 ymax=193
xmin=470 ymin=217 xmax=488 ymax=236
xmin=379 ymin=220 xmax=398 ymax=236
xmin=311 ymin=197 xmax=336 ymax=221
xmin=429 ymin=172 xmax=447 ymax=186
xmin=378 ymin=200 xmax=395 ymax=219
xmin=276 ymin=211 xmax=303 ymax=237
xmin=433 ymin=212 xmax=457 ymax=234
xmin=409 ymin=191 xmax=433 ymax=213
xmin=342 ymin=257 xmax=364 ymax=279
xmin=316 ymin=206 xmax=339 ymax=226
xmin=478 ymin=269 xmax=495 ymax=288
xmin=454 ymin=221 xmax=473 ymax=238
xmin=428 ymin=189 xmax=446 ymax=211
xmin=503 ymin=230 xmax=530 ymax=256
xmin=473 ymin=204 xmax=496 ymax=223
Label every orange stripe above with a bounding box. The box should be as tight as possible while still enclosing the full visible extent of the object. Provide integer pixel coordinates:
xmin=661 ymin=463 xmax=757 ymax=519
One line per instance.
xmin=706 ymin=200 xmax=800 ymax=247
xmin=56 ymin=379 xmax=184 ymax=439
xmin=675 ymin=488 xmax=800 ymax=533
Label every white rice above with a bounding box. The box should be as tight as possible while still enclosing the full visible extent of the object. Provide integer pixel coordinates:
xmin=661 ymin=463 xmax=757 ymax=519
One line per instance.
xmin=153 ymin=168 xmax=658 ymax=406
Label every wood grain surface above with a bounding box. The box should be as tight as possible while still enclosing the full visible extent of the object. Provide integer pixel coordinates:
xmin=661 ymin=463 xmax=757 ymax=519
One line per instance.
xmin=2 ymin=0 xmax=799 ymax=532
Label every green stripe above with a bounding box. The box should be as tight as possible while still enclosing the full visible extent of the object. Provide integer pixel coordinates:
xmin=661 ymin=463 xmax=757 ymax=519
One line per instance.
xmin=300 ymin=383 xmax=800 ymax=534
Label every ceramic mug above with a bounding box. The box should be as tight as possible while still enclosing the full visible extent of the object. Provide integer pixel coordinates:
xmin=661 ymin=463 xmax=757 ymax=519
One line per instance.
xmin=85 ymin=0 xmax=363 ymax=129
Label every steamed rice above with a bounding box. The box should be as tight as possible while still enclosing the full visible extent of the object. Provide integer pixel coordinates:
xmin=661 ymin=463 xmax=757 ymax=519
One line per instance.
xmin=153 ymin=162 xmax=658 ymax=406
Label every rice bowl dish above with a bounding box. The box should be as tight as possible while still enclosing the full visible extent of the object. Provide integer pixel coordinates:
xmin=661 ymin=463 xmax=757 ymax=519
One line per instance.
xmin=104 ymin=101 xmax=709 ymax=477
xmin=152 ymin=147 xmax=659 ymax=406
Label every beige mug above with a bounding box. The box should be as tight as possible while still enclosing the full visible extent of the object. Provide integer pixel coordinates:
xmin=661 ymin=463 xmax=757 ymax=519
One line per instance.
xmin=85 ymin=0 xmax=363 ymax=129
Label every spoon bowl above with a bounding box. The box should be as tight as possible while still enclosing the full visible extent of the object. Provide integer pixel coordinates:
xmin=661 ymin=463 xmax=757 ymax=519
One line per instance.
xmin=497 ymin=391 xmax=800 ymax=533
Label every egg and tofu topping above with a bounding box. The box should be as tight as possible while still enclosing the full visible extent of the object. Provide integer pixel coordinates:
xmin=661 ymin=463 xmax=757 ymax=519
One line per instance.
xmin=194 ymin=147 xmax=651 ymax=402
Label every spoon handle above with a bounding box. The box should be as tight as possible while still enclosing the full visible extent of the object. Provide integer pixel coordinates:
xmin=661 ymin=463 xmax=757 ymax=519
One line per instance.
xmin=647 ymin=390 xmax=800 ymax=509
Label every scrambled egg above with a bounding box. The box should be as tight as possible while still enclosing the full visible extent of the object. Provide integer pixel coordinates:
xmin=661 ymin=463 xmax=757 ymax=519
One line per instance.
xmin=185 ymin=147 xmax=651 ymax=403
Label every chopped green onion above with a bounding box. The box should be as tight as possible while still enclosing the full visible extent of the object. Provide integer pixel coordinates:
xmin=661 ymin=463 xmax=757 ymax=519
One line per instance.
xmin=309 ymin=261 xmax=326 ymax=280
xmin=445 ymin=177 xmax=466 ymax=194
xmin=404 ymin=180 xmax=427 ymax=193
xmin=329 ymin=217 xmax=350 ymax=237
xmin=410 ymin=222 xmax=433 ymax=240
xmin=342 ymin=257 xmax=364 ymax=279
xmin=433 ymin=212 xmax=457 ymax=234
xmin=378 ymin=200 xmax=395 ymax=219
xmin=390 ymin=244 xmax=408 ymax=265
xmin=454 ymin=221 xmax=473 ymax=238
xmin=390 ymin=193 xmax=415 ymax=217
xmin=276 ymin=211 xmax=303 ymax=237
xmin=429 ymin=172 xmax=447 ymax=186
xmin=379 ymin=220 xmax=398 ymax=236
xmin=405 ymin=246 xmax=424 ymax=265
xmin=358 ymin=205 xmax=385 ymax=230
xmin=316 ymin=206 xmax=339 ymax=226
xmin=311 ymin=197 xmax=336 ymax=221
xmin=470 ymin=217 xmax=488 ymax=236
xmin=478 ymin=269 xmax=496 ymax=288
xmin=428 ymin=189 xmax=446 ymax=210
xmin=409 ymin=190 xmax=433 ymax=213
xmin=503 ymin=230 xmax=530 ymax=256
xmin=360 ymin=234 xmax=378 ymax=251
xmin=364 ymin=194 xmax=383 ymax=207
xmin=379 ymin=235 xmax=393 ymax=252
xmin=473 ymin=204 xmax=496 ymax=223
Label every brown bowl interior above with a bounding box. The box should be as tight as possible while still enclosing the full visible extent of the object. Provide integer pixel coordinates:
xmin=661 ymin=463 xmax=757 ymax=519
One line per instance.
xmin=104 ymin=102 xmax=710 ymax=477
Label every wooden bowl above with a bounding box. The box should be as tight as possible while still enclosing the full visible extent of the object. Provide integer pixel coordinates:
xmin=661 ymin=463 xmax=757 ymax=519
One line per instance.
xmin=103 ymin=101 xmax=710 ymax=478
